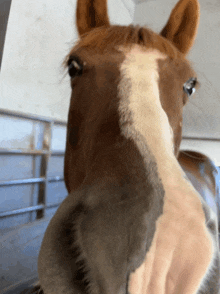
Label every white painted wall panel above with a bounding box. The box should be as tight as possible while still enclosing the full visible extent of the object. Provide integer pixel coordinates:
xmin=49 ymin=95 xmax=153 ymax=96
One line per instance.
xmin=51 ymin=125 xmax=66 ymax=151
xmin=0 ymin=0 xmax=134 ymax=121
xmin=0 ymin=0 xmax=75 ymax=121
xmin=0 ymin=155 xmax=33 ymax=181
xmin=0 ymin=115 xmax=34 ymax=149
xmin=0 ymin=185 xmax=33 ymax=213
xmin=108 ymin=0 xmax=135 ymax=23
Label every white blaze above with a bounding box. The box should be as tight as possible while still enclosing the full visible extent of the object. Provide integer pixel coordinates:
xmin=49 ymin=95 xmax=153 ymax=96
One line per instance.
xmin=118 ymin=45 xmax=214 ymax=294
xmin=118 ymin=45 xmax=183 ymax=186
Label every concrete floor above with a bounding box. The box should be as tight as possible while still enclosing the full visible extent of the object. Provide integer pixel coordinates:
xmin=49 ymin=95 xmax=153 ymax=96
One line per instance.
xmin=0 ymin=216 xmax=52 ymax=293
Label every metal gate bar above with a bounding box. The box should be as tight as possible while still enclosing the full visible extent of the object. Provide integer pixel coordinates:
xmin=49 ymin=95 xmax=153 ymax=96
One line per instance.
xmin=0 ymin=109 xmax=67 ymax=222
xmin=0 ymin=176 xmax=63 ymax=187
xmin=1 ymin=110 xmax=219 ymax=222
xmin=0 ymin=109 xmax=66 ymax=124
xmin=0 ymin=203 xmax=61 ymax=218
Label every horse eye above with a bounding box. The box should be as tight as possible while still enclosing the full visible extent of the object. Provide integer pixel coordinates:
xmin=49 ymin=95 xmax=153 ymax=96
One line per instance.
xmin=67 ymin=57 xmax=83 ymax=78
xmin=183 ymin=77 xmax=197 ymax=97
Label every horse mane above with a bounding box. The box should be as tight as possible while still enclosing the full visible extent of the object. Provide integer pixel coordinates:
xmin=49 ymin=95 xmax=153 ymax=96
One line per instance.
xmin=64 ymin=25 xmax=181 ymax=66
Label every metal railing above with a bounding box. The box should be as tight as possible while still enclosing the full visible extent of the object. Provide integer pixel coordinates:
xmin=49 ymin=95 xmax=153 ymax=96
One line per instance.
xmin=0 ymin=109 xmax=67 ymax=220
xmin=0 ymin=110 xmax=219 ymax=221
xmin=182 ymin=136 xmax=220 ymax=142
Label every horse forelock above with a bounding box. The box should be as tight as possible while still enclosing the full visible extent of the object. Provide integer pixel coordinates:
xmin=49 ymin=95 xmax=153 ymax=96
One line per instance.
xmin=64 ymin=25 xmax=181 ymax=66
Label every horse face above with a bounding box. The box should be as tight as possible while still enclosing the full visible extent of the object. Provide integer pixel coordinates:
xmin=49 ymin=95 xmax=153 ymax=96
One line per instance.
xmin=64 ymin=0 xmax=200 ymax=192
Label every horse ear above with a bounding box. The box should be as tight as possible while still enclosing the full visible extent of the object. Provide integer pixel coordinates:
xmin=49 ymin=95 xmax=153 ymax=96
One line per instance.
xmin=76 ymin=0 xmax=110 ymax=37
xmin=160 ymin=0 xmax=200 ymax=55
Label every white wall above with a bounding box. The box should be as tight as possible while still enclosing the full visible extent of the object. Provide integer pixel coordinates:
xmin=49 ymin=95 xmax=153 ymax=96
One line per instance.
xmin=0 ymin=0 xmax=134 ymax=121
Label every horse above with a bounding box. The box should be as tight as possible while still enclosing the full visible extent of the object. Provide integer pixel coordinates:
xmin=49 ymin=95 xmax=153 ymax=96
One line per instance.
xmin=178 ymin=150 xmax=220 ymax=232
xmin=37 ymin=0 xmax=220 ymax=293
